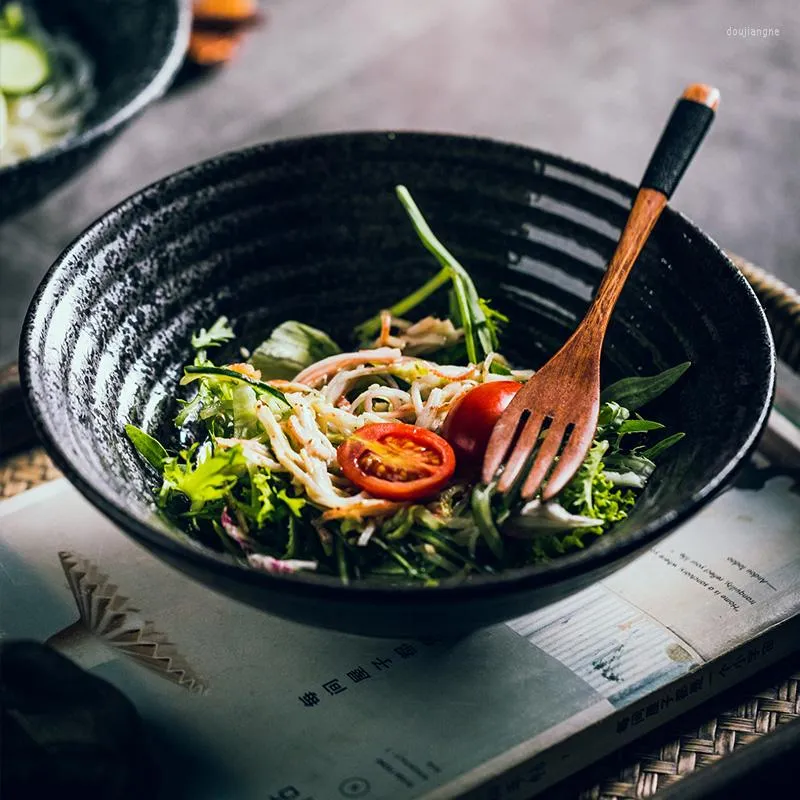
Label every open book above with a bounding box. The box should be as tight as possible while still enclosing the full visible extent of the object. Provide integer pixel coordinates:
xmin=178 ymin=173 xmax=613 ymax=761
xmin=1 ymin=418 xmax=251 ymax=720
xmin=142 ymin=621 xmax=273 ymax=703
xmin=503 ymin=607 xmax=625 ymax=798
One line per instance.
xmin=1 ymin=431 xmax=798 ymax=800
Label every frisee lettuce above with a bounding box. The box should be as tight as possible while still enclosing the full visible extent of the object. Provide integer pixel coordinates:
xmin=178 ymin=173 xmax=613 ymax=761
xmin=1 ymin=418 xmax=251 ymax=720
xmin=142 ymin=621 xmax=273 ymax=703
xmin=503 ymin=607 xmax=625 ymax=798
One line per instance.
xmin=237 ymin=470 xmax=307 ymax=527
xmin=161 ymin=447 xmax=246 ymax=513
xmin=191 ymin=316 xmax=235 ymax=351
xmin=181 ymin=365 xmax=289 ymax=407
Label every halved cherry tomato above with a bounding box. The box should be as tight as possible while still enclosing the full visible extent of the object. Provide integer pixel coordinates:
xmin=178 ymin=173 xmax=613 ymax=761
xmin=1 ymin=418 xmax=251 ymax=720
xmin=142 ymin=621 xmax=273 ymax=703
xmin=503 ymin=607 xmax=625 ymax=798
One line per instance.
xmin=441 ymin=381 xmax=522 ymax=474
xmin=337 ymin=423 xmax=456 ymax=501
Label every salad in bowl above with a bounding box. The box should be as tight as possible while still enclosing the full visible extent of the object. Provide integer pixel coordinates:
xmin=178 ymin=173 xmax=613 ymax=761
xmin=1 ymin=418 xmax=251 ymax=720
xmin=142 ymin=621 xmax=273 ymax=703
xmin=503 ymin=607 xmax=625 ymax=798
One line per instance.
xmin=126 ymin=187 xmax=689 ymax=586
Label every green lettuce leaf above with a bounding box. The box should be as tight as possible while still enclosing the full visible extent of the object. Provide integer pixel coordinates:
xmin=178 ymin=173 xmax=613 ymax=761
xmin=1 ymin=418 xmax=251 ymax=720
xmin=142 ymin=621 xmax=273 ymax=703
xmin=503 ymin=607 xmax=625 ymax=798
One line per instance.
xmin=600 ymin=362 xmax=691 ymax=411
xmin=232 ymin=384 xmax=260 ymax=438
xmin=124 ymin=424 xmax=168 ymax=472
xmin=641 ymin=432 xmax=686 ymax=460
xmin=249 ymin=321 xmax=341 ymax=381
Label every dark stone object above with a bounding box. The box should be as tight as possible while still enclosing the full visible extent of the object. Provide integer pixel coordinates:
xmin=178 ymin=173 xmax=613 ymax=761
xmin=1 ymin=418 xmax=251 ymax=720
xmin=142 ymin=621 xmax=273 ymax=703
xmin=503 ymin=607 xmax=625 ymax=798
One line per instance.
xmin=20 ymin=132 xmax=775 ymax=637
xmin=0 ymin=640 xmax=151 ymax=800
xmin=0 ymin=0 xmax=190 ymax=222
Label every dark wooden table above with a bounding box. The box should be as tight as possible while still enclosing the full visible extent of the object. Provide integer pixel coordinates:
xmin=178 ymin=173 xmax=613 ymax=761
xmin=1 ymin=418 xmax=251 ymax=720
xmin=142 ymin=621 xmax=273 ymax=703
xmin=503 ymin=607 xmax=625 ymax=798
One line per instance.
xmin=2 ymin=0 xmax=800 ymax=367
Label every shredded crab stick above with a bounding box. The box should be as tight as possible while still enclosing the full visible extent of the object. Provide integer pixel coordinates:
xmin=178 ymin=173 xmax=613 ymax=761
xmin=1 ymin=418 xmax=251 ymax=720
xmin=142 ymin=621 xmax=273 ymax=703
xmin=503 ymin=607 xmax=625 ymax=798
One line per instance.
xmin=295 ymin=348 xmax=403 ymax=387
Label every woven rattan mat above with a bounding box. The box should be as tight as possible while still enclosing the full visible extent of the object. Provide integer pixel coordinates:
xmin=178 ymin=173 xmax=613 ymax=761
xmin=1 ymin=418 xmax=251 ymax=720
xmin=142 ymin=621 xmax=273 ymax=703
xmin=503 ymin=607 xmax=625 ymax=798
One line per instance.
xmin=2 ymin=252 xmax=799 ymax=799
xmin=0 ymin=449 xmax=61 ymax=498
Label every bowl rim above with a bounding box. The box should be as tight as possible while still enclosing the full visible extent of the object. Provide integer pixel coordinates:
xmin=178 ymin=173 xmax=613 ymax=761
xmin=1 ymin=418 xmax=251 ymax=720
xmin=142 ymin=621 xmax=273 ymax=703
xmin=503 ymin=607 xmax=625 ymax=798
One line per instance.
xmin=20 ymin=130 xmax=777 ymax=605
xmin=0 ymin=0 xmax=192 ymax=178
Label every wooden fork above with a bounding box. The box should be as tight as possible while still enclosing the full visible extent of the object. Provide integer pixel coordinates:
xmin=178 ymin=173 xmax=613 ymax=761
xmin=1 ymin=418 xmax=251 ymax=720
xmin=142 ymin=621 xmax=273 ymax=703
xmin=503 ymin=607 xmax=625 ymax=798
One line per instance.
xmin=482 ymin=83 xmax=720 ymax=500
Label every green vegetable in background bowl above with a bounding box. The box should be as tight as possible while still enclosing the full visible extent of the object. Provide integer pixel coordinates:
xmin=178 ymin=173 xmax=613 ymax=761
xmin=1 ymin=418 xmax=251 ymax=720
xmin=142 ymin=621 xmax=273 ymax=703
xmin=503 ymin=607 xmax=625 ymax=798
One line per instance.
xmin=0 ymin=2 xmax=95 ymax=166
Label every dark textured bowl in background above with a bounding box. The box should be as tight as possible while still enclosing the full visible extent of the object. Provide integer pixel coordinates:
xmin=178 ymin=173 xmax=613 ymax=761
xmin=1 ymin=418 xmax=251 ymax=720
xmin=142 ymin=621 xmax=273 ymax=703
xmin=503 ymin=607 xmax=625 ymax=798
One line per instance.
xmin=21 ymin=133 xmax=775 ymax=637
xmin=0 ymin=0 xmax=190 ymax=222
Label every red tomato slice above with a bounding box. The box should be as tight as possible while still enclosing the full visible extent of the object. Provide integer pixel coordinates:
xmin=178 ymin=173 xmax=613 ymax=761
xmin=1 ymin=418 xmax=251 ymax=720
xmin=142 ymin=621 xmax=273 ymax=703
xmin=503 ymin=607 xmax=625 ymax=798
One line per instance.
xmin=337 ymin=423 xmax=456 ymax=501
xmin=441 ymin=381 xmax=522 ymax=474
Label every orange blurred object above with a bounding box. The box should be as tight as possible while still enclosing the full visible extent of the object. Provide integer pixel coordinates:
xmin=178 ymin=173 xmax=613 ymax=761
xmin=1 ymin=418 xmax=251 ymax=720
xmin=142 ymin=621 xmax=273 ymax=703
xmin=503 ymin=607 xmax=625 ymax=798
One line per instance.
xmin=188 ymin=30 xmax=245 ymax=65
xmin=193 ymin=0 xmax=257 ymax=18
xmin=189 ymin=0 xmax=262 ymax=66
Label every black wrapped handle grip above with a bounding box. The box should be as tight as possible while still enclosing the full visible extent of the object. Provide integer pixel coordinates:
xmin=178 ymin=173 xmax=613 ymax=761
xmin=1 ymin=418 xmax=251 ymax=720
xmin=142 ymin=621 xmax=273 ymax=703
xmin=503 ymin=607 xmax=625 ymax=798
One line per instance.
xmin=640 ymin=84 xmax=719 ymax=198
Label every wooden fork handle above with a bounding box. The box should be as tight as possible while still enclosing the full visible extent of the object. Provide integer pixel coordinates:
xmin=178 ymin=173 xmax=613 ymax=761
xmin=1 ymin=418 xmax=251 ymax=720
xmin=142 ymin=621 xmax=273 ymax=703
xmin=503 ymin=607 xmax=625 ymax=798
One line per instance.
xmin=586 ymin=83 xmax=719 ymax=327
xmin=640 ymin=83 xmax=719 ymax=199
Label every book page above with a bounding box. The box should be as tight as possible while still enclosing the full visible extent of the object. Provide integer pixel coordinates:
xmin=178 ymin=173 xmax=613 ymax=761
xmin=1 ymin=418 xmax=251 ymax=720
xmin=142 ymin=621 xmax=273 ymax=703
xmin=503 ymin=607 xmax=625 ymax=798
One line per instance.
xmin=605 ymin=472 xmax=800 ymax=658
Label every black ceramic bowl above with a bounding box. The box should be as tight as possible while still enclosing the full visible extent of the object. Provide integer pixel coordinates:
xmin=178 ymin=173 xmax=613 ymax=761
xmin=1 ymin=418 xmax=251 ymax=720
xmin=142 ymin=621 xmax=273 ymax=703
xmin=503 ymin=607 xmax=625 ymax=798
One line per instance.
xmin=0 ymin=0 xmax=190 ymax=221
xmin=21 ymin=133 xmax=775 ymax=638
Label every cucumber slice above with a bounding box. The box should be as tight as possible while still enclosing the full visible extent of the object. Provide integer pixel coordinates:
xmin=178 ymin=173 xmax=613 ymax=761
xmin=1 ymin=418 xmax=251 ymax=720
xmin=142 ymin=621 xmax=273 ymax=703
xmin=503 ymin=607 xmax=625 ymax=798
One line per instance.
xmin=0 ymin=36 xmax=50 ymax=94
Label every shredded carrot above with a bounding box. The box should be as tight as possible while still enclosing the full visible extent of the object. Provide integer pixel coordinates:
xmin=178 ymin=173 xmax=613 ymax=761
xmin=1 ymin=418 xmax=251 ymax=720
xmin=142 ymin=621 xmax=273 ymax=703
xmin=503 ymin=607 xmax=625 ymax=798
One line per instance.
xmin=321 ymin=500 xmax=403 ymax=522
xmin=378 ymin=310 xmax=392 ymax=347
xmin=226 ymin=362 xmax=262 ymax=380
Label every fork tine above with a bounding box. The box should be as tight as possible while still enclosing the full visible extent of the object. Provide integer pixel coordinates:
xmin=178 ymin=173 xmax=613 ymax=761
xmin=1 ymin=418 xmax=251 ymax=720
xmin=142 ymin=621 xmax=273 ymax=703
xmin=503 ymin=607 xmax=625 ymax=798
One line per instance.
xmin=481 ymin=411 xmax=524 ymax=484
xmin=520 ymin=421 xmax=568 ymax=499
xmin=541 ymin=422 xmax=595 ymax=501
xmin=496 ymin=412 xmax=546 ymax=492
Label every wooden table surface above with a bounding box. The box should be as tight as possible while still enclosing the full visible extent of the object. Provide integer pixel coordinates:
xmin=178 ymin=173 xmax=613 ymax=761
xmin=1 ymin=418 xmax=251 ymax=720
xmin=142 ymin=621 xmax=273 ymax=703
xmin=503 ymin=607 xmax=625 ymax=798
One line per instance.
xmin=1 ymin=0 xmax=799 ymax=366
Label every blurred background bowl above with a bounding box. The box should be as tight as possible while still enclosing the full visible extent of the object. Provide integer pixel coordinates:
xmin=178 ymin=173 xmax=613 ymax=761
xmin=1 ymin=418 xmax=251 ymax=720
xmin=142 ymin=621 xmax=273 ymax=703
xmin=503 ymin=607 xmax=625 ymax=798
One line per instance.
xmin=0 ymin=0 xmax=190 ymax=222
xmin=21 ymin=132 xmax=775 ymax=637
